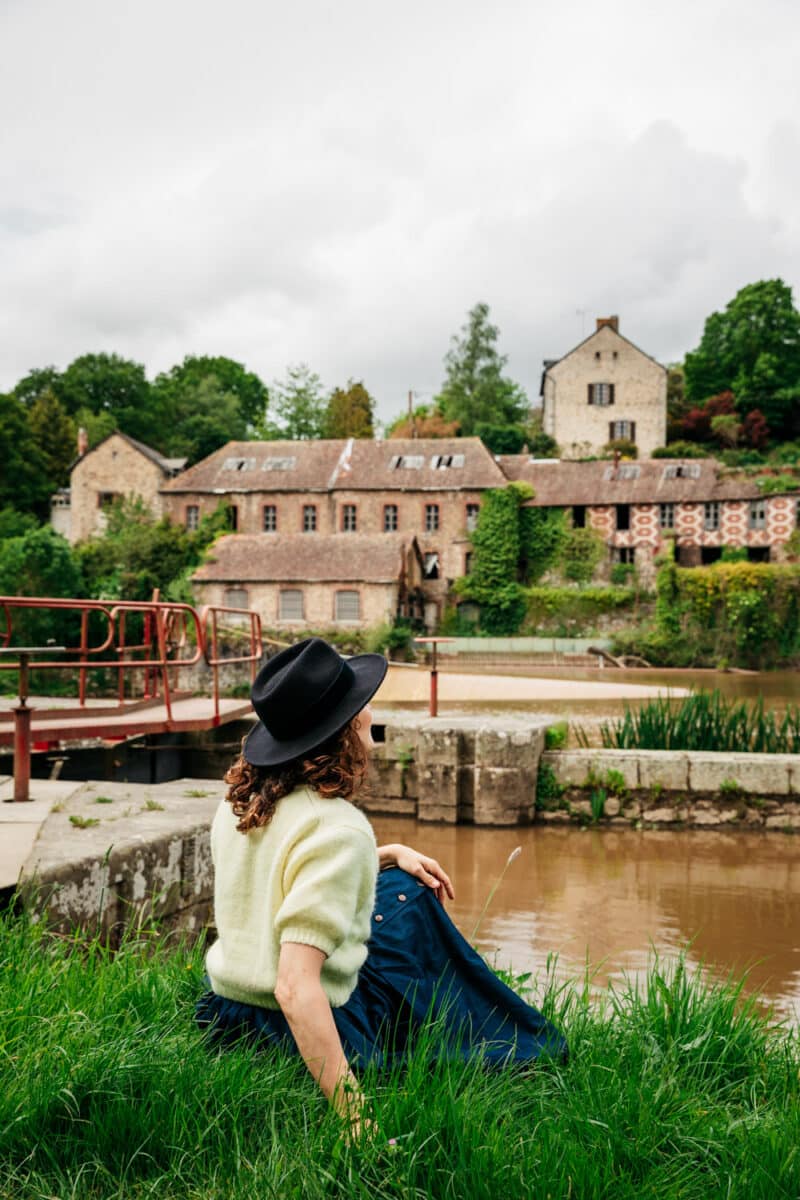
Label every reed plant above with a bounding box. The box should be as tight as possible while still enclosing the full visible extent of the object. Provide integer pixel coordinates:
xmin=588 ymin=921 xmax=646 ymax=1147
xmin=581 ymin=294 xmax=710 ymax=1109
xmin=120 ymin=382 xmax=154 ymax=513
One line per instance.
xmin=577 ymin=689 xmax=800 ymax=754
xmin=1 ymin=911 xmax=798 ymax=1198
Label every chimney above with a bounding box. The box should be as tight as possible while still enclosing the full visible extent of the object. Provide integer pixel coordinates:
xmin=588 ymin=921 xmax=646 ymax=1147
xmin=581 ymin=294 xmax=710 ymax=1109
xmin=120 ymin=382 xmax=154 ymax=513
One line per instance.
xmin=77 ymin=427 xmax=89 ymax=457
xmin=596 ymin=315 xmax=619 ymax=333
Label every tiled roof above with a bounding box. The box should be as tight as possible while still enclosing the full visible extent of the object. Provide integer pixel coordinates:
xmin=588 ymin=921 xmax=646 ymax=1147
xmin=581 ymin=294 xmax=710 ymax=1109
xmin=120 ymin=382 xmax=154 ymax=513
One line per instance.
xmin=333 ymin=437 xmax=507 ymax=490
xmin=497 ymin=457 xmax=779 ymax=505
xmin=193 ymin=533 xmax=420 ymax=583
xmin=163 ymin=440 xmax=350 ymax=493
xmin=71 ymin=431 xmax=187 ymax=475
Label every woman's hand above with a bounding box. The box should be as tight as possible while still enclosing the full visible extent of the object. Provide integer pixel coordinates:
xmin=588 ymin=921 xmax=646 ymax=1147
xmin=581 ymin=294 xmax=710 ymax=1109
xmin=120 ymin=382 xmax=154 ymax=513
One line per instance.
xmin=377 ymin=843 xmax=455 ymax=903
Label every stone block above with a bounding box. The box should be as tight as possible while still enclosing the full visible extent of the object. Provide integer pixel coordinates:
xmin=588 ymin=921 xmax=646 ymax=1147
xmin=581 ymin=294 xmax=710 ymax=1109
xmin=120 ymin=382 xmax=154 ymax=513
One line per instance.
xmin=765 ymin=811 xmax=800 ymax=830
xmin=644 ymin=806 xmax=679 ymax=824
xmin=382 ymin=723 xmax=421 ymax=761
xmin=637 ymin=751 xmax=689 ymax=792
xmin=416 ymin=763 xmax=459 ymax=823
xmin=543 ymin=750 xmax=638 ymax=789
xmin=473 ymin=766 xmax=535 ymax=826
xmin=688 ymin=752 xmax=791 ymax=795
xmin=417 ymin=727 xmax=461 ymax=769
xmin=475 ymin=725 xmax=544 ymax=771
xmin=457 ymin=765 xmax=475 ymax=823
xmin=369 ymin=758 xmax=410 ymax=800
xmin=603 ymin=796 xmax=621 ymax=817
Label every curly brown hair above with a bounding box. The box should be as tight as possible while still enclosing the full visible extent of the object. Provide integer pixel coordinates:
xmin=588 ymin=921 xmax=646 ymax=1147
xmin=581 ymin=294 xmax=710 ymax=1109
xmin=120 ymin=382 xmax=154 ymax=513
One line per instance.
xmin=224 ymin=716 xmax=369 ymax=833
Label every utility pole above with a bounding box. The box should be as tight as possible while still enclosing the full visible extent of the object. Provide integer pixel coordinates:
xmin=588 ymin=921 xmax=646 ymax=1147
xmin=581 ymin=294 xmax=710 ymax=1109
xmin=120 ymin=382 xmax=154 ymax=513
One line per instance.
xmin=408 ymin=389 xmax=417 ymax=438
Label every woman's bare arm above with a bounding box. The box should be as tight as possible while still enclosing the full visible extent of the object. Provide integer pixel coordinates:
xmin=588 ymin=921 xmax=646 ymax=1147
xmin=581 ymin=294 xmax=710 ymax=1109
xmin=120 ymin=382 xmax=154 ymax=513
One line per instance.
xmin=275 ymin=942 xmax=364 ymax=1130
xmin=376 ymin=843 xmax=454 ymax=901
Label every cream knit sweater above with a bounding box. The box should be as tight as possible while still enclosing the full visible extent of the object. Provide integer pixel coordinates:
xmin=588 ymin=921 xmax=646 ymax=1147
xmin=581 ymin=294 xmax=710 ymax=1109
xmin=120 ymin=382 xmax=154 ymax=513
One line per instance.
xmin=205 ymin=785 xmax=379 ymax=1009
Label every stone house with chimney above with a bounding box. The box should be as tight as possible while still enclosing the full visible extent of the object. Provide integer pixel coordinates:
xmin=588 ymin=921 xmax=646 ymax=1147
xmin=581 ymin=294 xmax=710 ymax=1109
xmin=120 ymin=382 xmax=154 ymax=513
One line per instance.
xmin=541 ymin=316 xmax=667 ymax=460
xmin=191 ymin=532 xmax=425 ymax=630
xmin=500 ymin=455 xmax=799 ymax=586
xmin=53 ymin=431 xmax=187 ymax=544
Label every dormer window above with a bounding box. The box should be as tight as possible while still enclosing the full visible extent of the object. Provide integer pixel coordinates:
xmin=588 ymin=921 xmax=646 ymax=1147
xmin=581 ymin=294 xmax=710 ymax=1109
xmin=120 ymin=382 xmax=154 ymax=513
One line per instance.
xmin=662 ymin=464 xmax=701 ymax=480
xmin=430 ymin=453 xmax=465 ymax=468
xmin=223 ymin=457 xmax=256 ymax=471
xmin=389 ymin=454 xmax=424 ymax=469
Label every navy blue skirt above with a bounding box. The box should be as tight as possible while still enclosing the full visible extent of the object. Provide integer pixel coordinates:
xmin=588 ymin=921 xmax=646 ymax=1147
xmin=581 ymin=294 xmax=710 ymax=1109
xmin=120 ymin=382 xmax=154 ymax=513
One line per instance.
xmin=195 ymin=867 xmax=567 ymax=1070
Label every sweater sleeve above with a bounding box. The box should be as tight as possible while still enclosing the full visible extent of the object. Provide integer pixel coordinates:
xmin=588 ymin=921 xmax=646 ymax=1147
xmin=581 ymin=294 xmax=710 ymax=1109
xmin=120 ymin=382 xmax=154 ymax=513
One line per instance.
xmin=274 ymin=822 xmax=378 ymax=958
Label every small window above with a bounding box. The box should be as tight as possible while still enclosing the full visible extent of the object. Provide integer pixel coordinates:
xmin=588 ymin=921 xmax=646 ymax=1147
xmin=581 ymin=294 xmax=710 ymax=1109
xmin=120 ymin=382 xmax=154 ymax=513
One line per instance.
xmin=425 ymin=503 xmax=440 ymax=532
xmin=588 ymin=382 xmax=615 ymax=406
xmin=594 ymin=351 xmax=601 ymax=361
xmin=383 ymin=504 xmax=398 ymax=532
xmin=389 ymin=454 xmax=425 ymax=470
xmin=302 ymin=505 xmax=317 ymax=532
xmin=749 ymin=499 xmax=767 ymax=530
xmin=430 ymin=454 xmax=465 ymax=469
xmin=224 ymin=587 xmax=248 ymax=609
xmin=423 ymin=552 xmax=440 ymax=579
xmin=464 ymin=551 xmax=473 ymax=574
xmin=747 ymin=546 xmax=770 ymax=562
xmin=704 ymin=501 xmax=720 ymax=531
xmin=615 ymin=504 xmax=630 ymax=531
xmin=342 ymin=504 xmax=357 ymax=532
xmin=262 ymin=456 xmax=296 ymax=471
xmin=279 ymin=589 xmax=304 ymax=621
xmin=228 ymin=504 xmax=239 ymax=532
xmin=659 ymin=503 xmax=675 ymax=530
xmin=185 ymin=504 xmax=200 ymax=531
xmin=466 ymin=503 xmax=480 ymax=532
xmin=662 ymin=463 xmax=701 ymax=480
xmin=612 ymin=546 xmax=636 ymax=564
xmin=97 ymin=491 xmax=118 ymax=509
xmin=223 ymin=457 xmax=257 ymax=472
xmin=263 ymin=505 xmax=277 ymax=532
xmin=572 ymin=505 xmax=586 ymax=529
xmin=609 ymin=420 xmax=635 ymax=442
xmin=335 ymin=590 xmax=360 ymax=621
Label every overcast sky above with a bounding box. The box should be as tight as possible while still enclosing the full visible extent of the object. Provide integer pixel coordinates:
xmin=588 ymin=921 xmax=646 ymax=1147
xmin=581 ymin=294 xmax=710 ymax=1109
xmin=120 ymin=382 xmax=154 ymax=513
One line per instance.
xmin=2 ymin=0 xmax=799 ymax=425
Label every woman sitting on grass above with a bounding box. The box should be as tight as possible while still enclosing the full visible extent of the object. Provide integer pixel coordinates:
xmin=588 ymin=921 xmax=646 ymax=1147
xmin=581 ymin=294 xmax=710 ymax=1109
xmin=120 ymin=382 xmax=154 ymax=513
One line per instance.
xmin=196 ymin=637 xmax=566 ymax=1139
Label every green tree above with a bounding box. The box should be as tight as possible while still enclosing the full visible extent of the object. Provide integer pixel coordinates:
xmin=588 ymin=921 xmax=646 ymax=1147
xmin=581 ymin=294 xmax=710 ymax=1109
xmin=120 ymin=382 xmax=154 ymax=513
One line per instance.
xmin=265 ymin=364 xmax=326 ymax=440
xmin=684 ymin=280 xmax=800 ymax=437
xmin=436 ymin=303 xmax=528 ymax=436
xmin=155 ymin=374 xmax=248 ymax=462
xmin=27 ymin=389 xmax=76 ymax=488
xmin=77 ymin=497 xmax=201 ymax=601
xmin=325 ymin=380 xmax=375 ymax=438
xmin=12 ymin=366 xmax=63 ymax=407
xmin=0 ymin=393 xmax=51 ymax=515
xmin=0 ymin=526 xmax=83 ymax=645
xmin=474 ymin=422 xmax=527 ymax=454
xmin=59 ymin=353 xmax=156 ymax=443
xmin=457 ymin=484 xmax=530 ymax=634
xmin=153 ymin=355 xmax=268 ymax=431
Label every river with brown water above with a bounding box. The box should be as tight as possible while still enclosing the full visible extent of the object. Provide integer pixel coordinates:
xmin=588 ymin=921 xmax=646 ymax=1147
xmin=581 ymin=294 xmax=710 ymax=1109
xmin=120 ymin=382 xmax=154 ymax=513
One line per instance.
xmin=372 ymin=667 xmax=800 ymax=1019
xmin=369 ymin=817 xmax=800 ymax=1022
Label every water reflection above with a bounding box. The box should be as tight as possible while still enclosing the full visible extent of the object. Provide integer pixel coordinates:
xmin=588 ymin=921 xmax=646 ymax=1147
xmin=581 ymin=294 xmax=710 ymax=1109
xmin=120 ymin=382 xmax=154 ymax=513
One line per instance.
xmin=369 ymin=818 xmax=800 ymax=1021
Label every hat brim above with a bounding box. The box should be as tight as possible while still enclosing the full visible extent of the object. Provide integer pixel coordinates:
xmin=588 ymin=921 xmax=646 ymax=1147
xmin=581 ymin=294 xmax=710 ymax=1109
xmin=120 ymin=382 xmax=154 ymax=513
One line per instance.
xmin=243 ymin=652 xmax=388 ymax=767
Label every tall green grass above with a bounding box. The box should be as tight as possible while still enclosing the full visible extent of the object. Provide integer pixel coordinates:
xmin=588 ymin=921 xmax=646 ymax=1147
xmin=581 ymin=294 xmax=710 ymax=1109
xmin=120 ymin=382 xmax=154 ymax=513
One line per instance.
xmin=577 ymin=689 xmax=800 ymax=754
xmin=0 ymin=913 xmax=798 ymax=1198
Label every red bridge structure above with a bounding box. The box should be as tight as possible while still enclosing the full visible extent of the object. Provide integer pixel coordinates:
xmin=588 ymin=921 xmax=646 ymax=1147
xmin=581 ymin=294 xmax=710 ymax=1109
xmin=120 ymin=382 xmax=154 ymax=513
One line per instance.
xmin=0 ymin=595 xmax=265 ymax=801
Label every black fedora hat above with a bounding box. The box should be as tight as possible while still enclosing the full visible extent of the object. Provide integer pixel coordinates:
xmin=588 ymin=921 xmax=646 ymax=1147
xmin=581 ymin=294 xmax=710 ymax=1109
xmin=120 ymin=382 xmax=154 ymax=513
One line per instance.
xmin=243 ymin=637 xmax=388 ymax=767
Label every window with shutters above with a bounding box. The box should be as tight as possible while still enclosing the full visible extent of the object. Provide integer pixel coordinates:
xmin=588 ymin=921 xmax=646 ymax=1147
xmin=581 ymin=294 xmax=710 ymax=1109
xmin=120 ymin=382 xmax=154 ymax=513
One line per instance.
xmin=342 ymin=504 xmax=357 ymax=532
xmin=425 ymin=503 xmax=440 ymax=532
xmin=279 ymin=589 xmax=304 ymax=621
xmin=335 ymin=590 xmax=360 ymax=621
xmin=383 ymin=504 xmax=398 ymax=532
xmin=302 ymin=505 xmax=317 ymax=532
xmin=749 ymin=499 xmax=767 ymax=530
xmin=588 ymin=382 xmax=615 ymax=406
xmin=263 ymin=505 xmax=277 ymax=531
xmin=609 ymin=420 xmax=635 ymax=442
xmin=659 ymin=503 xmax=675 ymax=530
xmin=704 ymin=502 xmax=720 ymax=531
xmin=185 ymin=504 xmax=199 ymax=530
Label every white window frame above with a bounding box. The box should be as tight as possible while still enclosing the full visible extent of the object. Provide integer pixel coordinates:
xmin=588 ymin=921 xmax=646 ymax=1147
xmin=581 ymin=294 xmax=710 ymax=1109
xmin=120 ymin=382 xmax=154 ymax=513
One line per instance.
xmin=704 ymin=501 xmax=720 ymax=531
xmin=383 ymin=504 xmax=398 ymax=532
xmin=302 ymin=505 xmax=317 ymax=532
xmin=263 ymin=505 xmax=277 ymax=532
xmin=342 ymin=504 xmax=357 ymax=532
xmin=279 ymin=589 xmax=304 ymax=621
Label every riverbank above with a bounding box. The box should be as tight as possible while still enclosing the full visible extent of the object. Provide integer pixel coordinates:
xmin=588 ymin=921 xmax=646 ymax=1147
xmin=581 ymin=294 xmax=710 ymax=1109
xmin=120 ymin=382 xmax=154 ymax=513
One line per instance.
xmin=1 ymin=913 xmax=797 ymax=1200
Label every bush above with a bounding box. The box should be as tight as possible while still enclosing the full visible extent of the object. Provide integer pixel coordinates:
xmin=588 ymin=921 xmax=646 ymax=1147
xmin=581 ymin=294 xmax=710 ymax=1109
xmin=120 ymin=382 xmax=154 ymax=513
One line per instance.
xmin=610 ymin=562 xmax=636 ymax=586
xmin=651 ymin=441 xmax=710 ymax=459
xmin=561 ymin=527 xmax=605 ymax=584
xmin=756 ymin=472 xmax=800 ymax=495
xmin=364 ymin=617 xmax=417 ymax=660
xmin=603 ymin=438 xmax=638 ymax=459
xmin=525 ymin=585 xmax=637 ymax=635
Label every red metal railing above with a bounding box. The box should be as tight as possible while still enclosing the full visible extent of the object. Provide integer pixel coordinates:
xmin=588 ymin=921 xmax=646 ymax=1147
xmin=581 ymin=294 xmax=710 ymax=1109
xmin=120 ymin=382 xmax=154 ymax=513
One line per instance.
xmin=0 ymin=595 xmax=263 ymax=725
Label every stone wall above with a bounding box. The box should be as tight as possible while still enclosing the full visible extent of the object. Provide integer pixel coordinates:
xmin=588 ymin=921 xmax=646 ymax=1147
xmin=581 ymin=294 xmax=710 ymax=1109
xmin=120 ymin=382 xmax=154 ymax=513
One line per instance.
xmin=543 ymin=323 xmax=667 ymax=459
xmin=70 ymin=434 xmax=167 ymax=543
xmin=192 ymin=578 xmax=402 ymax=630
xmin=540 ymin=748 xmax=800 ymax=830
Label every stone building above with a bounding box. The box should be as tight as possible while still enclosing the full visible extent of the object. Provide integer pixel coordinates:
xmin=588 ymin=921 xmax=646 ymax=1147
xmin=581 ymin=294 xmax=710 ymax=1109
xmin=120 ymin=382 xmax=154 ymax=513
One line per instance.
xmin=541 ymin=316 xmax=667 ymax=460
xmin=161 ymin=437 xmax=507 ymax=626
xmin=54 ymin=431 xmax=186 ymax=544
xmin=500 ymin=455 xmax=799 ymax=585
xmin=191 ymin=532 xmax=425 ymax=630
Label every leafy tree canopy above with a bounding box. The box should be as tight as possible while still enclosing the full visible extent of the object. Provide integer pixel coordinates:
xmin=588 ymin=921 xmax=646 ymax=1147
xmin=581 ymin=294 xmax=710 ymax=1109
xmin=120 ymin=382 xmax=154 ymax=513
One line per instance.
xmin=684 ymin=280 xmax=800 ymax=438
xmin=0 ymin=393 xmax=52 ymax=515
xmin=153 ymin=355 xmax=268 ymax=431
xmin=27 ymin=389 xmax=76 ymax=489
xmin=262 ymin=364 xmax=326 ymax=440
xmin=58 ymin=353 xmax=155 ymax=444
xmin=12 ymin=366 xmax=63 ymax=407
xmin=385 ymin=404 xmax=460 ymax=439
xmin=154 ymin=374 xmax=248 ymax=462
xmin=0 ymin=525 xmax=83 ymax=646
xmin=325 ymin=380 xmax=375 ymax=439
xmin=436 ymin=303 xmax=529 ymax=435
